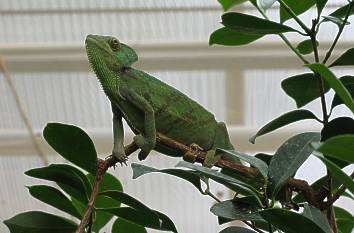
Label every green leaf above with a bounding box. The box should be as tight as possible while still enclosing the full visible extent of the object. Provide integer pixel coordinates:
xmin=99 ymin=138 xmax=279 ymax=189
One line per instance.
xmin=254 ymin=153 xmax=273 ymax=165
xmin=216 ymin=149 xmax=268 ymax=179
xmin=3 ymin=211 xmax=77 ymax=233
xmin=322 ymin=16 xmax=350 ymax=27
xmin=44 ymin=123 xmax=97 ymax=174
xmin=321 ymin=117 xmax=354 ymax=142
xmin=335 ymin=206 xmax=354 ymax=221
xmin=220 ymin=226 xmax=258 ymax=233
xmin=314 ymin=135 xmax=354 ymax=164
xmin=209 ymin=27 xmax=263 ymax=46
xmin=222 ymin=12 xmax=299 ymax=35
xmin=330 ymin=48 xmax=354 ymax=67
xmin=99 ymin=191 xmax=158 ymax=219
xmin=303 ymin=204 xmax=332 ymax=233
xmin=218 ymin=0 xmax=248 ymax=11
xmin=27 ymin=185 xmax=81 ymax=219
xmin=210 ymin=200 xmax=263 ymax=221
xmin=269 ymin=132 xmax=320 ymax=197
xmin=259 ymin=208 xmax=327 ymax=233
xmin=316 ymin=0 xmax=328 ymax=15
xmin=307 ymin=63 xmax=354 ymax=113
xmin=131 ymin=163 xmax=203 ymax=193
xmin=112 ymin=218 xmax=147 ymax=233
xmin=296 ymin=39 xmax=318 ymax=55
xmin=332 ymin=76 xmax=354 ymax=109
xmin=250 ymin=110 xmax=319 ymax=143
xmin=25 ymin=164 xmax=91 ymax=204
xmin=316 ymin=155 xmax=354 ymax=194
xmin=101 ymin=208 xmax=177 ymax=232
xmin=176 ymin=161 xmax=262 ymax=206
xmin=280 ymin=0 xmax=316 ymax=23
xmin=154 ymin=210 xmax=178 ymax=233
xmin=87 ymin=173 xmax=123 ymax=232
xmin=281 ymin=73 xmax=330 ymax=108
xmin=330 ymin=3 xmax=354 ymax=19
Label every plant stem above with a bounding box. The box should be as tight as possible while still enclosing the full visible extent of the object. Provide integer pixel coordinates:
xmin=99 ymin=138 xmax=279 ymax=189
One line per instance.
xmin=207 ymin=191 xmax=221 ymax=203
xmin=310 ymin=20 xmax=329 ymax=124
xmin=322 ymin=1 xmax=354 ymax=64
xmin=277 ymin=0 xmax=312 ymax=34
xmin=256 ymin=7 xmax=309 ymax=64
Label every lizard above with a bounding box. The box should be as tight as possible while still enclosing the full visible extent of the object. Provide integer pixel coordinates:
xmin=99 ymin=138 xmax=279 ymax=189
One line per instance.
xmin=85 ymin=34 xmax=235 ymax=167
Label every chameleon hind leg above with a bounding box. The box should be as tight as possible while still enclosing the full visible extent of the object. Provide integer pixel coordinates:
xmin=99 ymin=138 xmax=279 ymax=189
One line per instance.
xmin=120 ymin=87 xmax=156 ymax=160
xmin=203 ymin=122 xmax=235 ymax=167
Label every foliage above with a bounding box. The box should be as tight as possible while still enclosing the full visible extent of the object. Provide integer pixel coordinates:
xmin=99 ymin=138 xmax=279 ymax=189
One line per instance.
xmin=4 ymin=1 xmax=354 ymax=233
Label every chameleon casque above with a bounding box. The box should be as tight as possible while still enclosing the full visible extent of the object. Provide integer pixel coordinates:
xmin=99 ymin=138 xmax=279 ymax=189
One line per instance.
xmin=85 ymin=34 xmax=235 ymax=166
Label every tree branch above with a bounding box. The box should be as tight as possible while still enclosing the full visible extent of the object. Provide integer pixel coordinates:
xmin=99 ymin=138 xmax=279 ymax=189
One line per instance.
xmin=77 ymin=132 xmax=322 ymax=232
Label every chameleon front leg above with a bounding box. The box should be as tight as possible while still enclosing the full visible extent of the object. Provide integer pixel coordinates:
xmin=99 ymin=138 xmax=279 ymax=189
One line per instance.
xmin=204 ymin=122 xmax=235 ymax=167
xmin=121 ymin=87 xmax=156 ymax=160
xmin=111 ymin=105 xmax=127 ymax=163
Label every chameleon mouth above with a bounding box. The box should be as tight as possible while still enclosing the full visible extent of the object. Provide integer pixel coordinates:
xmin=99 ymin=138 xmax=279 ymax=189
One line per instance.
xmin=85 ymin=35 xmax=114 ymax=75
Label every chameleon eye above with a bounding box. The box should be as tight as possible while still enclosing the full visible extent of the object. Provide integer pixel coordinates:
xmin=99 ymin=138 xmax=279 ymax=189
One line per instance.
xmin=110 ymin=38 xmax=120 ymax=50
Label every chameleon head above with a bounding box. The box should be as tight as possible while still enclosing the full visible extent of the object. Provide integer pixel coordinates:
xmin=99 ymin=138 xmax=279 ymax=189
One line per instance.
xmin=85 ymin=34 xmax=138 ymax=94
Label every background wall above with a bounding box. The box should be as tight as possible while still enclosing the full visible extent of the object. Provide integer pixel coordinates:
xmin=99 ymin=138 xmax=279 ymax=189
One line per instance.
xmin=0 ymin=1 xmax=353 ymax=232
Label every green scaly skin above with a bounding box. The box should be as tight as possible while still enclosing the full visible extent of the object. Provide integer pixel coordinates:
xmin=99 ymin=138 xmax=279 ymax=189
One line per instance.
xmin=85 ymin=34 xmax=234 ymax=166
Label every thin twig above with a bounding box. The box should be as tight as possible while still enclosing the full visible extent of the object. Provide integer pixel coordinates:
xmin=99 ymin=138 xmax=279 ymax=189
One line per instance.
xmin=77 ymin=132 xmax=322 ymax=232
xmin=207 ymin=191 xmax=221 ymax=203
xmin=0 ymin=57 xmax=48 ymax=165
xmin=322 ymin=1 xmax=354 ymax=64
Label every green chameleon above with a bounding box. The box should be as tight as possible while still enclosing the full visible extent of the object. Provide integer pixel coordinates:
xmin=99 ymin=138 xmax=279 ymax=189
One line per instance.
xmin=85 ymin=34 xmax=235 ymax=166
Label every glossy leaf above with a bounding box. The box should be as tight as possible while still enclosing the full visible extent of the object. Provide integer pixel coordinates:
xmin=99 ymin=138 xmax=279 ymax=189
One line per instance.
xmin=102 ymin=207 xmax=177 ymax=233
xmin=217 ymin=149 xmax=268 ymax=179
xmin=3 ymin=211 xmax=77 ymax=233
xmin=25 ymin=164 xmax=90 ymax=204
xmin=112 ymin=218 xmax=147 ymax=233
xmin=321 ymin=117 xmax=354 ymax=142
xmin=250 ymin=110 xmax=319 ymax=143
xmin=330 ymin=48 xmax=354 ymax=67
xmin=88 ymin=173 xmax=123 ymax=233
xmin=331 ymin=76 xmax=354 ymax=109
xmin=269 ymin=132 xmax=320 ymax=196
xmin=209 ymin=27 xmax=263 ymax=46
xmin=281 ymin=73 xmax=329 ymax=108
xmin=297 ymin=39 xmax=318 ymax=55
xmin=316 ymin=155 xmax=354 ymax=194
xmin=218 ymin=0 xmax=248 ymax=11
xmin=303 ymin=204 xmax=332 ymax=233
xmin=131 ymin=163 xmax=203 ymax=193
xmin=322 ymin=16 xmax=350 ymax=27
xmin=260 ymin=208 xmax=327 ymax=233
xmin=99 ymin=191 xmax=157 ymax=218
xmin=220 ymin=226 xmax=258 ymax=233
xmin=176 ymin=161 xmax=262 ymax=205
xmin=44 ymin=123 xmax=97 ymax=174
xmin=27 ymin=185 xmax=81 ymax=219
xmin=316 ymin=0 xmax=328 ymax=15
xmin=330 ymin=3 xmax=354 ymax=19
xmin=154 ymin=210 xmax=178 ymax=233
xmin=222 ymin=12 xmax=299 ymax=35
xmin=307 ymin=63 xmax=354 ymax=113
xmin=314 ymin=135 xmax=354 ymax=164
xmin=280 ymin=0 xmax=316 ymax=23
xmin=210 ymin=200 xmax=263 ymax=221
xmin=335 ymin=207 xmax=354 ymax=233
